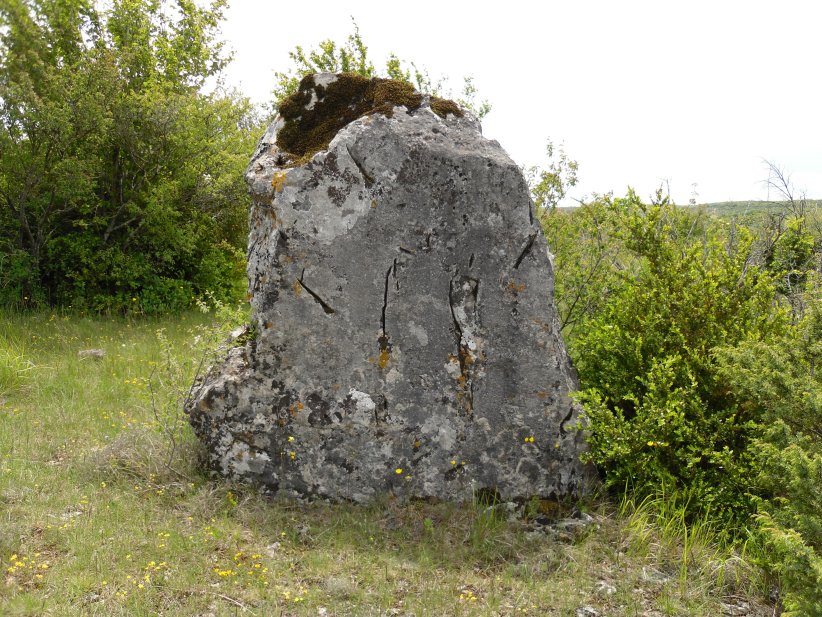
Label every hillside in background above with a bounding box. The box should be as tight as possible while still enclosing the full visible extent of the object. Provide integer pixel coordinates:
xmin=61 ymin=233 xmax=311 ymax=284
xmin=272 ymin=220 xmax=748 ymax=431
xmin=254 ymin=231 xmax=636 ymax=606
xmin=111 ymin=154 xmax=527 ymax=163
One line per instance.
xmin=699 ymin=200 xmax=822 ymax=217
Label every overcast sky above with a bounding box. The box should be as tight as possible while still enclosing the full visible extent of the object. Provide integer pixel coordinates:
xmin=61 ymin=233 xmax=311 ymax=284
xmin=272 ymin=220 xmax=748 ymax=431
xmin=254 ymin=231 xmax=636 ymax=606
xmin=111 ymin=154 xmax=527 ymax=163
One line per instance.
xmin=218 ymin=0 xmax=820 ymax=205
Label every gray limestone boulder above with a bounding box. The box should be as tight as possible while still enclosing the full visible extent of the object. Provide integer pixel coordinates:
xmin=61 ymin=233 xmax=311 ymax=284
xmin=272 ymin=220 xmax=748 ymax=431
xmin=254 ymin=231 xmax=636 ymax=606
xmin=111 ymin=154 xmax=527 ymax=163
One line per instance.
xmin=186 ymin=73 xmax=595 ymax=502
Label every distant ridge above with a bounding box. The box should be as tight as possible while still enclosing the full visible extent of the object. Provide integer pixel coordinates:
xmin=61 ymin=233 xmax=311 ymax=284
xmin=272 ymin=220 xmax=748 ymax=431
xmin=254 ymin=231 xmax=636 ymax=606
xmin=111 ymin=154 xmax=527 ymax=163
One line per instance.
xmin=554 ymin=199 xmax=821 ymax=216
xmin=695 ymin=200 xmax=822 ymax=216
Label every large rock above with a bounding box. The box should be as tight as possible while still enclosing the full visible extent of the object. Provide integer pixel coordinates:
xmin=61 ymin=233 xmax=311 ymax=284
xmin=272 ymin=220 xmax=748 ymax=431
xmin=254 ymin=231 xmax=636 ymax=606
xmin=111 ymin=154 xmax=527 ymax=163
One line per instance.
xmin=187 ymin=73 xmax=594 ymax=502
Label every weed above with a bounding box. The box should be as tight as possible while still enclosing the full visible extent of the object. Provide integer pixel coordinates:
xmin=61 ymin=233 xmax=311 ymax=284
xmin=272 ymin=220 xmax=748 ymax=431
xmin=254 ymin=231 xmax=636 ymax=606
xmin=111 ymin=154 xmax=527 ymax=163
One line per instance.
xmin=0 ymin=334 xmax=35 ymax=396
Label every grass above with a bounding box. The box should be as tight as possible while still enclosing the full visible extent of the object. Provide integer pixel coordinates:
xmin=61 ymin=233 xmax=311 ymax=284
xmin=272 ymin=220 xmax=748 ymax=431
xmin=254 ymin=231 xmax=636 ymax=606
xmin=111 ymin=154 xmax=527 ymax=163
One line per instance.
xmin=0 ymin=309 xmax=774 ymax=616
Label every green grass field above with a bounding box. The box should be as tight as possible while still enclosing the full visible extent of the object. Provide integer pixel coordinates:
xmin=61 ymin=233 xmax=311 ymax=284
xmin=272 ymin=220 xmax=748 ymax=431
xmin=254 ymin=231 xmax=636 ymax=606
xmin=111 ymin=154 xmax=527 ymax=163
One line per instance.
xmin=0 ymin=311 xmax=772 ymax=616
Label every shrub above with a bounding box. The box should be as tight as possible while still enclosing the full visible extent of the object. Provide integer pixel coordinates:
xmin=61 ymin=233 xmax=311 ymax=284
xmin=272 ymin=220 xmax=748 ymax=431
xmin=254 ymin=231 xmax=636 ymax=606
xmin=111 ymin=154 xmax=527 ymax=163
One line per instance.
xmin=565 ymin=191 xmax=785 ymax=525
xmin=715 ymin=298 xmax=822 ymax=614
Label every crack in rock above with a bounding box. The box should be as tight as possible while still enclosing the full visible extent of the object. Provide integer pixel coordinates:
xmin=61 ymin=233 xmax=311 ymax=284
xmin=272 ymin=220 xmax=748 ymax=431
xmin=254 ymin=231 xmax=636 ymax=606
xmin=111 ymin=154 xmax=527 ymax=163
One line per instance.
xmin=449 ymin=274 xmax=480 ymax=416
xmin=297 ymin=269 xmax=335 ymax=314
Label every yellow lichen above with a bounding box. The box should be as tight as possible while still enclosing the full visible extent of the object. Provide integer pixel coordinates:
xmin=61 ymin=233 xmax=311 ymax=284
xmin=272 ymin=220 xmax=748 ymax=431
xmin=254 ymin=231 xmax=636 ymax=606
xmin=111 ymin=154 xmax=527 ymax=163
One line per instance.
xmin=378 ymin=349 xmax=391 ymax=369
xmin=271 ymin=171 xmax=287 ymax=192
xmin=292 ymin=280 xmax=303 ymax=297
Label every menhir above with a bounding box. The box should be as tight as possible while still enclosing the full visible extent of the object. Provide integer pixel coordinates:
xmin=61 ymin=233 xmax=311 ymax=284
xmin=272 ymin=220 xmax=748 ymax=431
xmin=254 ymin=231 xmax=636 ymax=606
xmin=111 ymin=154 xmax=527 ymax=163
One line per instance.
xmin=186 ymin=73 xmax=595 ymax=502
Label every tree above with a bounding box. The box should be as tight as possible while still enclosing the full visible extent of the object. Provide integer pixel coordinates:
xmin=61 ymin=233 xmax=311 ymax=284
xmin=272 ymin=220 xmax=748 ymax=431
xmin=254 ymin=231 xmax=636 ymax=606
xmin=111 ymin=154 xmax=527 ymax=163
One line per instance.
xmin=0 ymin=0 xmax=260 ymax=311
xmin=756 ymin=160 xmax=821 ymax=320
xmin=527 ymin=139 xmax=579 ymax=213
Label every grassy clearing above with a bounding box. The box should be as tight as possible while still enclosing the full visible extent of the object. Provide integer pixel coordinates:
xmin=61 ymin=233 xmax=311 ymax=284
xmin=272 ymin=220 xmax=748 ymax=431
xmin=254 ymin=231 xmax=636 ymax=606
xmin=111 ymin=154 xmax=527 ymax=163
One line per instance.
xmin=0 ymin=311 xmax=773 ymax=616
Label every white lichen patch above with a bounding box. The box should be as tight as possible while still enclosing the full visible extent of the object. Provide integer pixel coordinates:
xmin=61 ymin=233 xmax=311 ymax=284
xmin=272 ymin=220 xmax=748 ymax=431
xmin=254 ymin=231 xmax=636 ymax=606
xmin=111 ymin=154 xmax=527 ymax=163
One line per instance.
xmin=408 ymin=322 xmax=429 ymax=347
xmin=221 ymin=440 xmax=252 ymax=476
xmin=348 ymin=389 xmax=375 ymax=412
xmin=347 ymin=388 xmax=376 ymax=426
xmin=421 ymin=416 xmax=457 ymax=451
xmin=302 ymin=73 xmax=339 ymax=111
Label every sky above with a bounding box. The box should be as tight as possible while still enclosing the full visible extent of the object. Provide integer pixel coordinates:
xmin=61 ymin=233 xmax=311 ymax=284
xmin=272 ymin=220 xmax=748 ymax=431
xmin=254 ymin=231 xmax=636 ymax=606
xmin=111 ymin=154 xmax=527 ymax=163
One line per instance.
xmin=218 ymin=0 xmax=821 ymax=206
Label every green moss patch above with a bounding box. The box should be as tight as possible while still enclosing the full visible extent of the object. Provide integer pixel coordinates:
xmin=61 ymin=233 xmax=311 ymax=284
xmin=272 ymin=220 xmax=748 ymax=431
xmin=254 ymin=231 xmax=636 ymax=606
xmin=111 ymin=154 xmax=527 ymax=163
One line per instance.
xmin=275 ymin=73 xmax=463 ymax=163
xmin=430 ymin=96 xmax=464 ymax=120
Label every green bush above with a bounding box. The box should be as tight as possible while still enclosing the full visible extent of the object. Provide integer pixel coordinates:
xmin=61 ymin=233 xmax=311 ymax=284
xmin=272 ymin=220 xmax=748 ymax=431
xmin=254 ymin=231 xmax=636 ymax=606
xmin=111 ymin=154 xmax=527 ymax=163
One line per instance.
xmin=0 ymin=246 xmax=42 ymax=307
xmin=556 ymin=191 xmax=785 ymax=525
xmin=766 ymin=216 xmax=818 ymax=298
xmin=715 ymin=299 xmax=822 ymax=614
xmin=545 ymin=191 xmax=822 ymax=610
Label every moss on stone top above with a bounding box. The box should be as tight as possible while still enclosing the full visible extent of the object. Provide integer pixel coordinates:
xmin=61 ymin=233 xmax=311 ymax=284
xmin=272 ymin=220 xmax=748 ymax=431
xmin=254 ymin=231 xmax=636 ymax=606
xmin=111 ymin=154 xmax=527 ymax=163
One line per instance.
xmin=430 ymin=96 xmax=464 ymax=120
xmin=275 ymin=73 xmax=464 ymax=163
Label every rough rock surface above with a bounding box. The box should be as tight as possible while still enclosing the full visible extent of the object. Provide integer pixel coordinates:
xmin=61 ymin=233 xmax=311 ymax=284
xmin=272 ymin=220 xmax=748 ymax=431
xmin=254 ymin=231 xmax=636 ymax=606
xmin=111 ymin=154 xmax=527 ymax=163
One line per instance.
xmin=186 ymin=73 xmax=594 ymax=502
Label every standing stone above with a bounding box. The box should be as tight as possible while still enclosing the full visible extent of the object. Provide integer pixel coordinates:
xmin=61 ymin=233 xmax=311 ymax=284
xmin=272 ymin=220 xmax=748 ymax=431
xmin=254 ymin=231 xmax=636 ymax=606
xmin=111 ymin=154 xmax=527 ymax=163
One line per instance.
xmin=186 ymin=73 xmax=594 ymax=502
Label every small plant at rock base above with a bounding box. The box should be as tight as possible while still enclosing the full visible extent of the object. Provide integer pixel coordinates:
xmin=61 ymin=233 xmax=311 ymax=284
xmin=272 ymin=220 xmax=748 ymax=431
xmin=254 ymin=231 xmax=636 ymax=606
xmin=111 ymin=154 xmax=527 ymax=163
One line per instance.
xmin=147 ymin=296 xmax=249 ymax=477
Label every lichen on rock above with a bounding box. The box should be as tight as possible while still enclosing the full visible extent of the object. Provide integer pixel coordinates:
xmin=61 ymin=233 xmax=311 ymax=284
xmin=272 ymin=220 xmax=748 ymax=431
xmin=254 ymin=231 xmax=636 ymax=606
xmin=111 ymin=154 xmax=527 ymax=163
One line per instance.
xmin=186 ymin=73 xmax=596 ymax=503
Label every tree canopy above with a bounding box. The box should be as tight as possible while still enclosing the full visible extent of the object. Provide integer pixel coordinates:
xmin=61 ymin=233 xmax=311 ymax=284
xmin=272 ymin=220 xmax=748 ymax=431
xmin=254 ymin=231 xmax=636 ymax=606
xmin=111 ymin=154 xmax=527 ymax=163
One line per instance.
xmin=0 ymin=0 xmax=260 ymax=312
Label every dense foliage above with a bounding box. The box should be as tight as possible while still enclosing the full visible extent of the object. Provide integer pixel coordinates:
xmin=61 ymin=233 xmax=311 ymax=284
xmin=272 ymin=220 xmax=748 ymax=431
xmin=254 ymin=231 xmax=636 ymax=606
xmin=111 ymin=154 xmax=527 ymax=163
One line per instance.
xmin=0 ymin=0 xmax=260 ymax=312
xmin=542 ymin=189 xmax=822 ymax=614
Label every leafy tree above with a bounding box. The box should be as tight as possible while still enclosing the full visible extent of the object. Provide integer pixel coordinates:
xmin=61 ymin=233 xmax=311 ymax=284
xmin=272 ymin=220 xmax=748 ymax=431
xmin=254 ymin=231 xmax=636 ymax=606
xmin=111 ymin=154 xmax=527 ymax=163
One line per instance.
xmin=540 ymin=196 xmax=624 ymax=339
xmin=271 ymin=20 xmax=491 ymax=119
xmin=528 ymin=140 xmax=579 ymax=213
xmin=0 ymin=0 xmax=260 ymax=311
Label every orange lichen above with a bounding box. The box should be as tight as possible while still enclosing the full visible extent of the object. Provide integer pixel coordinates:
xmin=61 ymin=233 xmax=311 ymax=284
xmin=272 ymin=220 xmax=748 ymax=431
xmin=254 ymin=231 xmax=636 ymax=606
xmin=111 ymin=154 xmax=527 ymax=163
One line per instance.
xmin=271 ymin=171 xmax=287 ymax=192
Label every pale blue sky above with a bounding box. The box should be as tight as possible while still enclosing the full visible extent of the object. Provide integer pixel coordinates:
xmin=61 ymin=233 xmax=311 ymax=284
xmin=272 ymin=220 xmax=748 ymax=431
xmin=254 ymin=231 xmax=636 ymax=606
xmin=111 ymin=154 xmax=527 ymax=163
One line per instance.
xmin=220 ymin=0 xmax=821 ymax=205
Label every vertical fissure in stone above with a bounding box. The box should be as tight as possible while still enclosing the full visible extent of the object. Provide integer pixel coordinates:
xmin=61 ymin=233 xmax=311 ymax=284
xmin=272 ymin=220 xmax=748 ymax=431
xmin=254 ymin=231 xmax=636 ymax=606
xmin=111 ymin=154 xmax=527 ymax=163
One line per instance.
xmin=449 ymin=274 xmax=480 ymax=416
xmin=514 ymin=233 xmax=537 ymax=270
xmin=559 ymin=407 xmax=574 ymax=435
xmin=378 ymin=260 xmax=395 ymax=368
